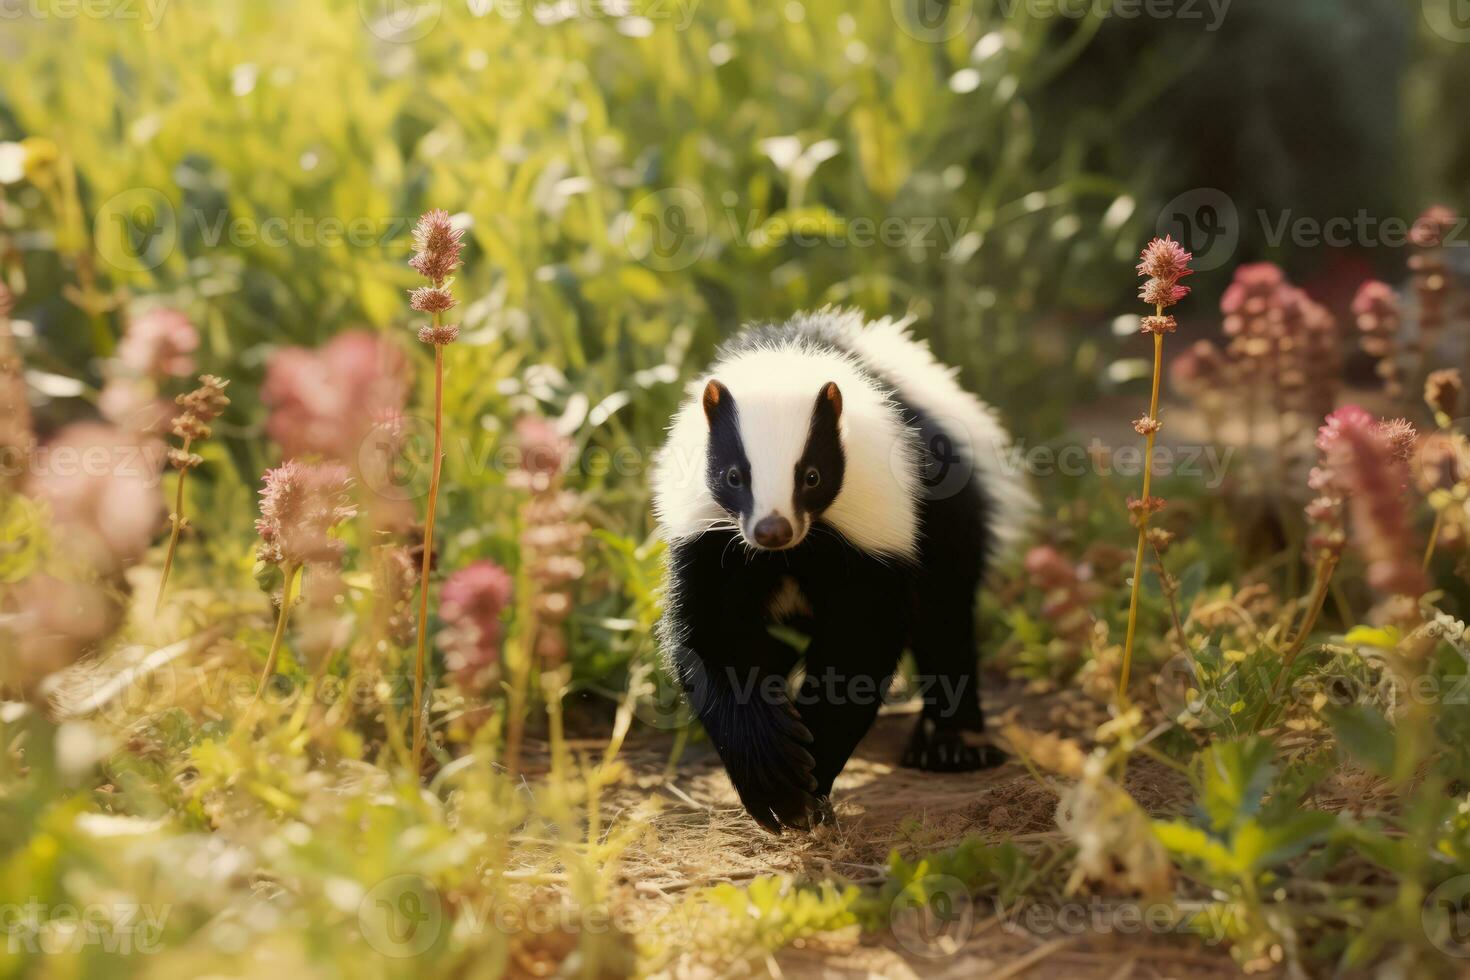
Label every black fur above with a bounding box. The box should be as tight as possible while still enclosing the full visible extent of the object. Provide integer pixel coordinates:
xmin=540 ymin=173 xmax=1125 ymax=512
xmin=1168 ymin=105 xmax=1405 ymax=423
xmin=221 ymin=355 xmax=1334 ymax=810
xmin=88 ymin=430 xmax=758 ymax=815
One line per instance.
xmin=702 ymin=380 xmax=753 ymax=517
xmin=663 ymin=322 xmax=1005 ymax=834
xmin=794 ymin=383 xmax=844 ymax=517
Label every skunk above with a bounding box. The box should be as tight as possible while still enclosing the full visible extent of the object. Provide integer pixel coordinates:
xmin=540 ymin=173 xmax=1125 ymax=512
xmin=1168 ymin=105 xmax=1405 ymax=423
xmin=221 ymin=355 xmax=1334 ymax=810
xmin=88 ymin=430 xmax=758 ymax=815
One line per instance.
xmin=652 ymin=309 xmax=1033 ymax=833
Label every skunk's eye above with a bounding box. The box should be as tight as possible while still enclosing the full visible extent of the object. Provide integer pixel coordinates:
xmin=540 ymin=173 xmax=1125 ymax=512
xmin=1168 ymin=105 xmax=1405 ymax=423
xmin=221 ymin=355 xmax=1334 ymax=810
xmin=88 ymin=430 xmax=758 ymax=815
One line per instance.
xmin=725 ymin=466 xmax=743 ymax=489
xmin=804 ymin=467 xmax=821 ymax=488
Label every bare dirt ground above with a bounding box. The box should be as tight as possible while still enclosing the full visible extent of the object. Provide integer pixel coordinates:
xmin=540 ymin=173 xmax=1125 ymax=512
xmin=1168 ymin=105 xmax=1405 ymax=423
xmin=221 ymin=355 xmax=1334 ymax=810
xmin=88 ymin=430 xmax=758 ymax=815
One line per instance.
xmin=594 ymin=681 xmax=1254 ymax=979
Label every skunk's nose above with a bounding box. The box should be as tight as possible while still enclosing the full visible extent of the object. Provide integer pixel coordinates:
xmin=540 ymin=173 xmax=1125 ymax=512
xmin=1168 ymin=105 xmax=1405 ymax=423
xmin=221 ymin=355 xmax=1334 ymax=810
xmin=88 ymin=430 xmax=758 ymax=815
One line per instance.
xmin=752 ymin=515 xmax=794 ymax=549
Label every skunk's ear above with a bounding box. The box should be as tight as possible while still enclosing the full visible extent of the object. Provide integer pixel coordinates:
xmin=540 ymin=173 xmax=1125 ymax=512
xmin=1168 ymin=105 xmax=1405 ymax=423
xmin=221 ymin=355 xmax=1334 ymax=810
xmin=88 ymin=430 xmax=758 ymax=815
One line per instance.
xmin=818 ymin=381 xmax=842 ymax=423
xmin=702 ymin=379 xmax=732 ymax=425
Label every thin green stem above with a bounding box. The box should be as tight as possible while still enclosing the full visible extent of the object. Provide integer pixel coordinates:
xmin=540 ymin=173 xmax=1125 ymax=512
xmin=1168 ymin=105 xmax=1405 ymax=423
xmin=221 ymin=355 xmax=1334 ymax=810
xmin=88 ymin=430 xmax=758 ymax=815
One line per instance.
xmin=246 ymin=563 xmax=299 ymax=723
xmin=154 ymin=438 xmax=192 ymax=615
xmin=1151 ymin=540 xmax=1185 ymax=646
xmin=1423 ymin=509 xmax=1444 ymax=571
xmin=1119 ymin=327 xmax=1164 ymax=699
xmin=411 ymin=341 xmax=446 ymax=770
xmin=1256 ymin=553 xmax=1339 ymax=729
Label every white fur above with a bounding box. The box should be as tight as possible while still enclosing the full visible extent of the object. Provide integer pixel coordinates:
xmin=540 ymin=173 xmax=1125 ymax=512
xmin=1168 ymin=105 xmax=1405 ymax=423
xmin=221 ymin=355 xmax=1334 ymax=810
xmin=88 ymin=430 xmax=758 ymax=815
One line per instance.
xmin=819 ymin=309 xmax=1036 ymax=557
xmin=651 ymin=309 xmax=1033 ymax=560
xmin=653 ymin=327 xmax=922 ymax=558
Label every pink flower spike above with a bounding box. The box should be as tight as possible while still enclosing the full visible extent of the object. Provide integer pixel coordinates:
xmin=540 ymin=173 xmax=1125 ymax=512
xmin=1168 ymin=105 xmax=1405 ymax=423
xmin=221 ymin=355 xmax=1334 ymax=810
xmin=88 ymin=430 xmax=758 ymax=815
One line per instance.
xmin=118 ymin=308 xmax=199 ymax=379
xmin=1136 ymin=236 xmax=1194 ymax=283
xmin=1410 ymin=205 xmax=1458 ymax=249
xmin=1140 ymin=278 xmax=1191 ymax=309
xmin=1315 ymin=404 xmax=1375 ymax=455
xmin=261 ymin=330 xmax=409 ymax=461
xmin=409 ymin=285 xmax=456 ymax=314
xmin=440 ymin=559 xmax=514 ymax=690
xmin=255 ymin=461 xmax=357 ymax=568
xmin=409 ymin=209 xmax=465 ymax=284
xmin=1351 ymin=280 xmax=1398 ymax=318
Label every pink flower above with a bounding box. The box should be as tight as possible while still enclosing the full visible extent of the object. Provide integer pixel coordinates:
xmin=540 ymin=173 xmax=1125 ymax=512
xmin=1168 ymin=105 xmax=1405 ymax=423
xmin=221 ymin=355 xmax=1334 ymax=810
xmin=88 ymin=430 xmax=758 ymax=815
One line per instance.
xmin=515 ymin=415 xmax=572 ymax=478
xmin=1136 ymin=236 xmax=1194 ymax=312
xmin=1351 ymin=280 xmax=1398 ymax=319
xmin=439 ymin=559 xmax=514 ymax=691
xmin=1376 ymin=418 xmax=1419 ymax=464
xmin=1135 ymin=236 xmax=1194 ymax=283
xmin=409 ymin=285 xmax=456 ymax=314
xmin=255 ymin=461 xmax=356 ymax=568
xmin=417 ymin=322 xmax=460 ymax=346
xmin=1139 ymin=278 xmax=1191 ymax=309
xmin=1169 ymin=340 xmax=1225 ymax=392
xmin=1024 ymin=545 xmax=1076 ymax=592
xmin=1219 ymin=264 xmax=1285 ymax=318
xmin=409 ymin=209 xmax=465 ymax=285
xmin=261 ymin=330 xmax=409 ymax=461
xmin=27 ymin=422 xmax=165 ymax=571
xmin=3 ymin=575 xmax=118 ymax=697
xmin=98 ymin=379 xmax=173 ymax=437
xmin=1410 ymin=205 xmax=1458 ymax=249
xmin=117 ymin=308 xmax=199 ymax=379
xmin=1329 ymin=416 xmax=1425 ymax=602
xmin=1315 ymin=404 xmax=1375 ymax=455
xmin=1022 ymin=545 xmax=1101 ymax=643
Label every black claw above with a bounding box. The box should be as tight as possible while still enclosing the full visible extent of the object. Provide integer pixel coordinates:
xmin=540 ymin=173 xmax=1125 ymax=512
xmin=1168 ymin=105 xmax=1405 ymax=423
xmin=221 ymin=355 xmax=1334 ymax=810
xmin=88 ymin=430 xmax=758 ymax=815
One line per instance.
xmin=902 ymin=719 xmax=1007 ymax=773
xmin=791 ymin=744 xmax=817 ymax=772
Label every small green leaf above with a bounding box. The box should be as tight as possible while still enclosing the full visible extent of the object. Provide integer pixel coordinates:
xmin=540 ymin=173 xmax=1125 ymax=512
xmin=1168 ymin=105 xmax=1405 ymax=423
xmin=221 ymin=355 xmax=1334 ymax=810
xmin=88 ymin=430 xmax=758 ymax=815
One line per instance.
xmin=1344 ymin=625 xmax=1401 ymax=649
xmin=1324 ymin=704 xmax=1396 ymax=776
xmin=1234 ymin=812 xmax=1337 ymax=871
xmin=1152 ymin=820 xmax=1239 ymax=875
xmin=1196 ymin=738 xmax=1275 ymax=834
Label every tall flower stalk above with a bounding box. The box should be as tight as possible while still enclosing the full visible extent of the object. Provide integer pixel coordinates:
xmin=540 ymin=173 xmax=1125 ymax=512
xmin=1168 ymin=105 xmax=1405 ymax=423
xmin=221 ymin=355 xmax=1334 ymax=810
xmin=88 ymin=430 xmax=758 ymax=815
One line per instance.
xmin=155 ymin=375 xmax=230 ymax=613
xmin=1118 ymin=237 xmax=1192 ymax=699
xmin=1421 ymin=369 xmax=1464 ymax=568
xmin=503 ymin=415 xmax=586 ymax=776
xmin=1260 ymin=407 xmax=1366 ymax=722
xmin=407 ymin=209 xmax=464 ymax=768
xmin=248 ymin=462 xmax=355 ymax=713
xmin=1276 ymin=406 xmax=1423 ymax=695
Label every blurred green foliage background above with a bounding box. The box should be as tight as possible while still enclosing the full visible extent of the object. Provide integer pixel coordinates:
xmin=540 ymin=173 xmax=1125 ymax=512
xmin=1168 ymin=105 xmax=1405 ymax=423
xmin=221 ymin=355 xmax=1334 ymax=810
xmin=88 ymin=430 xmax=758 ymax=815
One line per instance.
xmin=3 ymin=5 xmax=1470 ymax=976
xmin=3 ymin=0 xmax=1463 ymax=448
xmin=0 ymin=0 xmax=1465 ymax=681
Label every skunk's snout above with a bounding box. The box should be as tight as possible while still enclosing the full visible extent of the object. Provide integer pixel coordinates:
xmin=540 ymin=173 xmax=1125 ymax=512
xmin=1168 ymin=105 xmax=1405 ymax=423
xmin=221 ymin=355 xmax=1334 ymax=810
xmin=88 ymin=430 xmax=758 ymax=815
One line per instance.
xmin=751 ymin=514 xmax=794 ymax=549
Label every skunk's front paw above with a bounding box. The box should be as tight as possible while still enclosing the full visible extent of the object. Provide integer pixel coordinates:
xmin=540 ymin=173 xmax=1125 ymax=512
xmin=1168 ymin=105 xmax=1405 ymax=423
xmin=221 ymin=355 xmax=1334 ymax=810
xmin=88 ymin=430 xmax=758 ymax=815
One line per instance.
xmin=725 ymin=698 xmax=820 ymax=834
xmin=901 ymin=718 xmax=1007 ymax=773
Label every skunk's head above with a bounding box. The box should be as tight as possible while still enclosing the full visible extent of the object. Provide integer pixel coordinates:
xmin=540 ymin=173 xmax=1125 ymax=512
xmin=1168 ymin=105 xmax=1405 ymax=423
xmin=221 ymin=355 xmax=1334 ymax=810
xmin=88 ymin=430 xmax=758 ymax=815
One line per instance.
xmin=700 ymin=378 xmax=844 ymax=551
